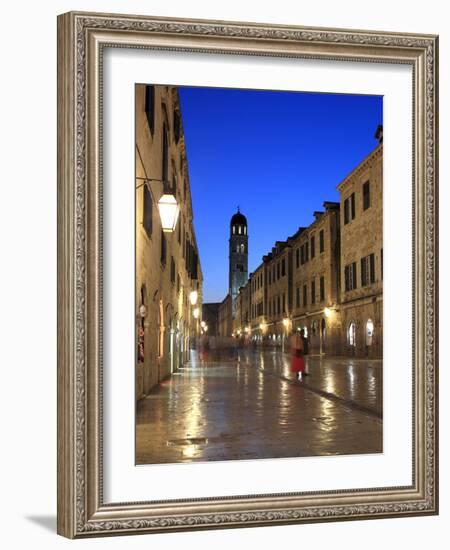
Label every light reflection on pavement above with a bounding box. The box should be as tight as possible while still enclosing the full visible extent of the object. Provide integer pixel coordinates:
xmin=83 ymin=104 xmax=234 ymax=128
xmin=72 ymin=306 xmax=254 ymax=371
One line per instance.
xmin=136 ymin=349 xmax=382 ymax=465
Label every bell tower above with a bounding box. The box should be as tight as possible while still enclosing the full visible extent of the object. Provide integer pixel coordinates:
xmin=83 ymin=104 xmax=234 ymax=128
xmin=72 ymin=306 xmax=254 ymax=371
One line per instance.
xmin=229 ymin=207 xmax=248 ymax=317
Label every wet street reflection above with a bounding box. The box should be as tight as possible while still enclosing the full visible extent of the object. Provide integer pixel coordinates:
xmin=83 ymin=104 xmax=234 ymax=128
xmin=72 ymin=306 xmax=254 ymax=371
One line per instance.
xmin=136 ymin=350 xmax=382 ymax=464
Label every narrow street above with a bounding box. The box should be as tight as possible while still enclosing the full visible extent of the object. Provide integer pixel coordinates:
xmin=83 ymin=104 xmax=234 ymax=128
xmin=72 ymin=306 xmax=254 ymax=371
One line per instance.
xmin=136 ymin=350 xmax=382 ymax=464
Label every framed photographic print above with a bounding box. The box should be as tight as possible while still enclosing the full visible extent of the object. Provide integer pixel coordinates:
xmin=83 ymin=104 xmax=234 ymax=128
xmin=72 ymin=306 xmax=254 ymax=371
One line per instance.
xmin=57 ymin=11 xmax=439 ymax=538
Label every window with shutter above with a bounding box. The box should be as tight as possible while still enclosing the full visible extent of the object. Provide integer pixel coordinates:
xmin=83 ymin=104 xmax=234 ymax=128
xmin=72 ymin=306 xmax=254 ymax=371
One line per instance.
xmin=144 ymin=85 xmax=155 ymax=134
xmin=160 ymin=231 xmax=167 ymax=266
xmin=361 ymin=257 xmax=367 ymax=287
xmin=344 ymin=198 xmax=349 ymax=224
xmin=363 ymin=180 xmax=370 ymax=210
xmin=143 ymin=184 xmax=152 ymax=237
xmin=370 ymin=253 xmax=375 ymax=284
xmin=162 ymin=123 xmax=169 ymax=183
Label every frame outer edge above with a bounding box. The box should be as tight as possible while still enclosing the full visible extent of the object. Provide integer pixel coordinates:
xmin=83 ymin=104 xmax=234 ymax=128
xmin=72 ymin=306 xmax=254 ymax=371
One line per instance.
xmin=57 ymin=12 xmax=77 ymax=539
xmin=56 ymin=10 xmax=439 ymax=537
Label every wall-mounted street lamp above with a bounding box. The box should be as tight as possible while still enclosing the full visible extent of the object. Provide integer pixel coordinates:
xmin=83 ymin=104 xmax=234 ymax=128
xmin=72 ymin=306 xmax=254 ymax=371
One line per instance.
xmin=200 ymin=321 xmax=206 ymax=329
xmin=158 ymin=193 xmax=180 ymax=232
xmin=324 ymin=307 xmax=332 ymax=318
xmin=136 ymin=177 xmax=179 ymax=233
xmin=193 ymin=307 xmax=200 ymax=319
xmin=189 ymin=290 xmax=198 ymax=306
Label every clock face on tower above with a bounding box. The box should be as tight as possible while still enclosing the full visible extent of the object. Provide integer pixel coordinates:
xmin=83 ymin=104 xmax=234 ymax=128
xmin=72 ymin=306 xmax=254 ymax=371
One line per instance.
xmin=229 ymin=208 xmax=248 ymax=318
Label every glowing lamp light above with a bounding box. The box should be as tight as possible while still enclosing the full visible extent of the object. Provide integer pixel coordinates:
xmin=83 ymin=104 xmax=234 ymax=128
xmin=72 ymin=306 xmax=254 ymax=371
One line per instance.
xmin=193 ymin=307 xmax=200 ymax=319
xmin=204 ymin=325 xmax=208 ymax=332
xmin=259 ymin=322 xmax=267 ymax=332
xmin=324 ymin=307 xmax=332 ymax=318
xmin=189 ymin=290 xmax=198 ymax=306
xmin=200 ymin=321 xmax=206 ymax=328
xmin=282 ymin=318 xmax=290 ymax=328
xmin=158 ymin=193 xmax=179 ymax=232
xmin=245 ymin=326 xmax=250 ymax=334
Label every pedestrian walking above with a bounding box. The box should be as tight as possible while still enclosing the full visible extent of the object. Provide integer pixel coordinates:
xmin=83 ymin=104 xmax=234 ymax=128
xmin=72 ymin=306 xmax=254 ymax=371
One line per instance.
xmin=300 ymin=328 xmax=310 ymax=376
xmin=290 ymin=331 xmax=305 ymax=381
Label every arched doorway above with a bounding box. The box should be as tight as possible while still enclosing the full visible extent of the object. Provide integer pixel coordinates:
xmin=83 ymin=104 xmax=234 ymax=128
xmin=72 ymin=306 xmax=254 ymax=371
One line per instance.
xmin=320 ymin=318 xmax=327 ymax=354
xmin=365 ymin=319 xmax=374 ymax=356
xmin=348 ymin=322 xmax=356 ymax=355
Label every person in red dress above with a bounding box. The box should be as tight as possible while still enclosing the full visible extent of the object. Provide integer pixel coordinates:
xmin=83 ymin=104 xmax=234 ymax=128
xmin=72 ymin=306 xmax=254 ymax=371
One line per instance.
xmin=290 ymin=330 xmax=305 ymax=381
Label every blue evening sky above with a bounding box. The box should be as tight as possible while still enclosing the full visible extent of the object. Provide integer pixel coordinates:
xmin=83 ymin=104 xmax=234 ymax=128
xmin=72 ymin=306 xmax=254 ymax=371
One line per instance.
xmin=178 ymin=87 xmax=382 ymax=304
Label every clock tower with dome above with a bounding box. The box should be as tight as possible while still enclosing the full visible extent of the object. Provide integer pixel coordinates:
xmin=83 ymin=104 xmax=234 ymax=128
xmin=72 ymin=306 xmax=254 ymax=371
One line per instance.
xmin=229 ymin=207 xmax=248 ymax=317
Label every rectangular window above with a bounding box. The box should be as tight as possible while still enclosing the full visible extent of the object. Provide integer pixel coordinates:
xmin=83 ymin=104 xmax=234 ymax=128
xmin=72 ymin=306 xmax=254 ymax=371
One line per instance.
xmin=162 ymin=124 xmax=169 ymax=183
xmin=311 ymin=279 xmax=316 ymax=305
xmin=345 ymin=262 xmax=357 ymax=291
xmin=174 ymin=109 xmax=181 ymax=144
xmin=170 ymin=257 xmax=176 ymax=284
xmin=296 ymin=287 xmax=300 ymax=307
xmin=320 ymin=276 xmax=325 ymax=301
xmin=370 ymin=253 xmax=375 ymax=284
xmin=282 ymin=294 xmax=285 ymax=314
xmin=277 ymin=296 xmax=281 ymax=315
xmin=160 ymin=230 xmax=167 ymax=266
xmin=311 ymin=235 xmax=315 ymax=259
xmin=144 ymin=85 xmax=155 ymax=134
xmin=305 ymin=241 xmax=309 ymax=262
xmin=319 ymin=230 xmax=324 ymax=253
xmin=300 ymin=245 xmax=305 ymax=265
xmin=361 ymin=256 xmax=367 ymax=287
xmin=361 ymin=254 xmax=376 ymax=286
xmin=303 ymin=284 xmax=307 ymax=306
xmin=344 ymin=198 xmax=349 ymax=225
xmin=143 ymin=184 xmax=152 ymax=236
xmin=296 ymin=248 xmax=300 ymax=268
xmin=351 ymin=192 xmax=356 ymax=219
xmin=363 ymin=180 xmax=370 ymax=210
xmin=277 ymin=262 xmax=280 ymax=280
xmin=281 ymin=258 xmax=286 ymax=277
xmin=177 ymin=217 xmax=181 ymax=244
xmin=171 ymin=162 xmax=177 ymax=194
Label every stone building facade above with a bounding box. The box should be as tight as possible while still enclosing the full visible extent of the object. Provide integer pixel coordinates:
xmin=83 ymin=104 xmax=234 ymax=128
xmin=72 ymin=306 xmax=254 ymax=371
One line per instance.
xmin=337 ymin=140 xmax=383 ymax=358
xmin=249 ymin=262 xmax=266 ymax=341
xmin=218 ymin=294 xmax=232 ymax=338
xmin=290 ymin=202 xmax=342 ymax=355
xmin=264 ymin=242 xmax=293 ymax=346
xmin=233 ymin=281 xmax=251 ymax=340
xmin=218 ymin=129 xmax=382 ymax=359
xmin=136 ymin=84 xmax=202 ymax=400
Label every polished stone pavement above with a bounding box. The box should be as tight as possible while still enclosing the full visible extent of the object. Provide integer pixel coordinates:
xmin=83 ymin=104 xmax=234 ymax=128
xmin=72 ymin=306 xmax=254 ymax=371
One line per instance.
xmin=136 ymin=350 xmax=382 ymax=465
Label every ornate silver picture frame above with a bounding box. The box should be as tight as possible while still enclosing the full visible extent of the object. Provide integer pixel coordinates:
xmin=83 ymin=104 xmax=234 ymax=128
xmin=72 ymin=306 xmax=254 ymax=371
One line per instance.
xmin=57 ymin=11 xmax=438 ymax=538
